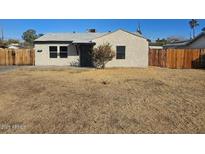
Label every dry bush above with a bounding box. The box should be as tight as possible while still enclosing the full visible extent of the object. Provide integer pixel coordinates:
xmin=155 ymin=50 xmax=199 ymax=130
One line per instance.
xmin=91 ymin=43 xmax=115 ymax=69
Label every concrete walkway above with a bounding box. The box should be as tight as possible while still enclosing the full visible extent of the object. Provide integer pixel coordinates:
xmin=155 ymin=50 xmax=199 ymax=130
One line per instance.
xmin=0 ymin=65 xmax=95 ymax=74
xmin=0 ymin=66 xmax=19 ymax=74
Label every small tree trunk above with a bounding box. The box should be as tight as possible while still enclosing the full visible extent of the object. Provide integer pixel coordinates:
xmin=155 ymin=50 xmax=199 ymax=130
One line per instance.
xmin=102 ymin=62 xmax=105 ymax=69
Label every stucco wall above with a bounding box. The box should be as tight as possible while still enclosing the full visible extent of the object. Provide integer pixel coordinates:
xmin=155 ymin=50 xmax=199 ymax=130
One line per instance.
xmin=35 ymin=43 xmax=79 ymax=66
xmin=93 ymin=30 xmax=148 ymax=67
xmin=35 ymin=30 xmax=149 ymax=67
xmin=188 ymin=35 xmax=205 ymax=48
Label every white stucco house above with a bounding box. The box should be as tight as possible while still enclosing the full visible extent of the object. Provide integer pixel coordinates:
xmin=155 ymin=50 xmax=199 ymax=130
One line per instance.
xmin=34 ymin=29 xmax=148 ymax=67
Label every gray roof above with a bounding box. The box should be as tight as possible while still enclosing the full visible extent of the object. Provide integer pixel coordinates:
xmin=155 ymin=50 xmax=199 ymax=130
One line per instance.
xmin=35 ymin=32 xmax=108 ymax=42
xmin=163 ymin=40 xmax=190 ymax=48
xmin=163 ymin=32 xmax=205 ymax=48
xmin=186 ymin=31 xmax=205 ymax=45
xmin=34 ymin=29 xmax=144 ymax=43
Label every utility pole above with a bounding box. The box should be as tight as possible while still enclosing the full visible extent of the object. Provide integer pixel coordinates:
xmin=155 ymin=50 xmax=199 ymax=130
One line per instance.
xmin=0 ymin=27 xmax=4 ymax=41
xmin=137 ymin=23 xmax=142 ymax=35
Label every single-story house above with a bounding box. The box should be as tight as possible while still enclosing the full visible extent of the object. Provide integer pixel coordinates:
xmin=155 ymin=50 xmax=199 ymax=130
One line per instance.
xmin=163 ymin=40 xmax=190 ymax=49
xmin=149 ymin=46 xmax=163 ymax=49
xmin=34 ymin=29 xmax=148 ymax=67
xmin=149 ymin=42 xmax=163 ymax=49
xmin=163 ymin=31 xmax=205 ymax=49
xmin=8 ymin=43 xmax=20 ymax=49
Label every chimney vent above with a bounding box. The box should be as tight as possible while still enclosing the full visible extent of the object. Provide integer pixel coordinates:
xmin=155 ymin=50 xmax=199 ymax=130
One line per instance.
xmin=87 ymin=29 xmax=96 ymax=33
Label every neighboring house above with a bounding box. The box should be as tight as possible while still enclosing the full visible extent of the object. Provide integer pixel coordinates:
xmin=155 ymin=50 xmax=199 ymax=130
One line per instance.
xmin=149 ymin=46 xmax=163 ymax=49
xmin=7 ymin=43 xmax=20 ymax=49
xmin=186 ymin=32 xmax=205 ymax=48
xmin=149 ymin=42 xmax=163 ymax=49
xmin=163 ymin=31 xmax=205 ymax=49
xmin=34 ymin=29 xmax=148 ymax=67
xmin=163 ymin=40 xmax=190 ymax=49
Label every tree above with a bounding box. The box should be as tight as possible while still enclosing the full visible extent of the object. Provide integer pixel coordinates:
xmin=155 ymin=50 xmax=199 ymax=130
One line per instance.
xmin=189 ymin=19 xmax=199 ymax=38
xmin=167 ymin=36 xmax=185 ymax=43
xmin=155 ymin=38 xmax=168 ymax=46
xmin=22 ymin=29 xmax=38 ymax=46
xmin=7 ymin=39 xmax=20 ymax=44
xmin=91 ymin=43 xmax=115 ymax=69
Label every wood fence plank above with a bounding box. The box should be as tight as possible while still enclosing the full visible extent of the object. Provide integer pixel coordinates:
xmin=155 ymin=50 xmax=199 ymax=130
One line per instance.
xmin=0 ymin=48 xmax=35 ymax=65
xmin=149 ymin=48 xmax=204 ymax=69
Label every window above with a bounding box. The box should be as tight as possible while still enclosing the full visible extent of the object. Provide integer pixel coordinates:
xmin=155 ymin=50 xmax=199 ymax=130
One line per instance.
xmin=116 ymin=46 xmax=125 ymax=59
xmin=60 ymin=46 xmax=68 ymax=58
xmin=49 ymin=46 xmax=57 ymax=58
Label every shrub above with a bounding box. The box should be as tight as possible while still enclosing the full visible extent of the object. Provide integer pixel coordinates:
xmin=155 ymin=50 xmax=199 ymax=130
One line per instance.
xmin=91 ymin=43 xmax=115 ymax=69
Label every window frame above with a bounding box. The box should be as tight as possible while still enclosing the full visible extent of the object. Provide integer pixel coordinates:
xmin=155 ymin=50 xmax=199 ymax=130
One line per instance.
xmin=59 ymin=46 xmax=68 ymax=58
xmin=49 ymin=46 xmax=58 ymax=58
xmin=116 ymin=46 xmax=126 ymax=59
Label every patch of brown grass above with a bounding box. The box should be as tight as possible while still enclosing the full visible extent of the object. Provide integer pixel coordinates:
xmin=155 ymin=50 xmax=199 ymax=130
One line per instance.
xmin=0 ymin=67 xmax=205 ymax=133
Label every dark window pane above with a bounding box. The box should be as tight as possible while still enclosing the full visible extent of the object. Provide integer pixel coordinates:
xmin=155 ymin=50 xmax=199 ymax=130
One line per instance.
xmin=50 ymin=52 xmax=57 ymax=58
xmin=60 ymin=46 xmax=68 ymax=58
xmin=49 ymin=46 xmax=57 ymax=58
xmin=116 ymin=46 xmax=125 ymax=59
xmin=60 ymin=46 xmax=67 ymax=51
xmin=60 ymin=52 xmax=68 ymax=58
xmin=49 ymin=46 xmax=57 ymax=51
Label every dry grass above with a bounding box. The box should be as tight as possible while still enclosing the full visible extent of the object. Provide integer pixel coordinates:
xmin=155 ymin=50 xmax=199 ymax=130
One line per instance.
xmin=0 ymin=67 xmax=205 ymax=133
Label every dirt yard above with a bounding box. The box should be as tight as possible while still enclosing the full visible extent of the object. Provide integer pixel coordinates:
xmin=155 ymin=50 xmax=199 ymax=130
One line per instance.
xmin=0 ymin=66 xmax=205 ymax=133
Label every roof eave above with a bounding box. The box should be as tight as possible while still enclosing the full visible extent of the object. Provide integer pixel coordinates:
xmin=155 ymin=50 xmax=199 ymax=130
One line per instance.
xmin=92 ymin=28 xmax=147 ymax=41
xmin=34 ymin=40 xmax=73 ymax=44
xmin=186 ymin=32 xmax=205 ymax=46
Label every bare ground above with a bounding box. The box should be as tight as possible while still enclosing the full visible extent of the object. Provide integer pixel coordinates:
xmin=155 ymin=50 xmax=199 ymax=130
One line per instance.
xmin=0 ymin=66 xmax=205 ymax=133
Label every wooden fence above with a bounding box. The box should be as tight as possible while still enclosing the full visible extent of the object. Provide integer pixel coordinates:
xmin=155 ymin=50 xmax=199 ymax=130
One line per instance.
xmin=0 ymin=48 xmax=35 ymax=65
xmin=149 ymin=48 xmax=205 ymax=69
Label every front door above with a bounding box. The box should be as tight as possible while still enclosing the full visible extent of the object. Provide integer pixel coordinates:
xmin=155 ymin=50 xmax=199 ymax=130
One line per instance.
xmin=79 ymin=44 xmax=94 ymax=67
